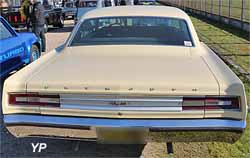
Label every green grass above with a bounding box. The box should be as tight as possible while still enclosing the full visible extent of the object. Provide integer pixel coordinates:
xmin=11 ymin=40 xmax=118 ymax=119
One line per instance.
xmin=230 ymin=56 xmax=250 ymax=72
xmin=161 ymin=0 xmax=250 ymax=22
xmin=207 ymin=117 xmax=250 ymax=158
xmin=191 ymin=16 xmax=250 ymax=73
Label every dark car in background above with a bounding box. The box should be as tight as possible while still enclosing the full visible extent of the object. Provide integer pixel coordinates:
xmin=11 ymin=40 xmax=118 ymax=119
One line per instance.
xmin=0 ymin=3 xmax=64 ymax=33
xmin=62 ymin=1 xmax=77 ymax=20
xmin=0 ymin=6 xmax=26 ymax=28
xmin=43 ymin=3 xmax=64 ymax=32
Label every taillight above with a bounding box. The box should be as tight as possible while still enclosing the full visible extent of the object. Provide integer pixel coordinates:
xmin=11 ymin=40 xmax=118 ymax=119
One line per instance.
xmin=183 ymin=96 xmax=240 ymax=111
xmin=14 ymin=16 xmax=17 ymax=22
xmin=205 ymin=97 xmax=240 ymax=110
xmin=20 ymin=15 xmax=24 ymax=22
xmin=9 ymin=93 xmax=60 ymax=107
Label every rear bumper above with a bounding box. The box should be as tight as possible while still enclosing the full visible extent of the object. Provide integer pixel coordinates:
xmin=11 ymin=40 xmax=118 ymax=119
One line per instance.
xmin=4 ymin=114 xmax=246 ymax=143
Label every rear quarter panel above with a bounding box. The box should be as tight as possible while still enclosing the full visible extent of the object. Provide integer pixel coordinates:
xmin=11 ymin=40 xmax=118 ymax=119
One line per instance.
xmin=198 ymin=43 xmax=247 ymax=120
xmin=2 ymin=49 xmax=59 ymax=115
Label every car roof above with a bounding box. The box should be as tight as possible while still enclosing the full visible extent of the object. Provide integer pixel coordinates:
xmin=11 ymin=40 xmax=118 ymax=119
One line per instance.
xmin=83 ymin=6 xmax=189 ymax=20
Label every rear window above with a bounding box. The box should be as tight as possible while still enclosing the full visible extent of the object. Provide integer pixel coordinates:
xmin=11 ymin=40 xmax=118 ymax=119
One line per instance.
xmin=70 ymin=16 xmax=193 ymax=46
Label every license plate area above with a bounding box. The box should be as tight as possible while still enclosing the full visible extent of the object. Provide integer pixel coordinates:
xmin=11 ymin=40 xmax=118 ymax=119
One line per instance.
xmin=96 ymin=127 xmax=148 ymax=144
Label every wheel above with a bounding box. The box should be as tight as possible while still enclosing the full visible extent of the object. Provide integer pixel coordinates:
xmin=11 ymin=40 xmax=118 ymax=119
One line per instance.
xmin=58 ymin=15 xmax=64 ymax=28
xmin=44 ymin=20 xmax=49 ymax=33
xmin=30 ymin=45 xmax=40 ymax=62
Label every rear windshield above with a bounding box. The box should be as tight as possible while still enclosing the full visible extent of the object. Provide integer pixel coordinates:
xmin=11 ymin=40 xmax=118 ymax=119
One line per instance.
xmin=70 ymin=16 xmax=193 ymax=46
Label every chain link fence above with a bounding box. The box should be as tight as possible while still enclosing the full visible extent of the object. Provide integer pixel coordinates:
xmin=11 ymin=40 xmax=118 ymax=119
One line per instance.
xmin=159 ymin=0 xmax=250 ymax=32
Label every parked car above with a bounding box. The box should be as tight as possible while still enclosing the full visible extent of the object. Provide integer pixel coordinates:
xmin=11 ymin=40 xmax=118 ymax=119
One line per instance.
xmin=43 ymin=4 xmax=64 ymax=32
xmin=2 ymin=6 xmax=247 ymax=143
xmin=97 ymin=0 xmax=116 ymax=7
xmin=74 ymin=0 xmax=98 ymax=24
xmin=63 ymin=1 xmax=77 ymax=20
xmin=75 ymin=0 xmax=117 ymax=24
xmin=0 ymin=16 xmax=41 ymax=78
xmin=0 ymin=6 xmax=26 ymax=29
xmin=0 ymin=3 xmax=64 ymax=33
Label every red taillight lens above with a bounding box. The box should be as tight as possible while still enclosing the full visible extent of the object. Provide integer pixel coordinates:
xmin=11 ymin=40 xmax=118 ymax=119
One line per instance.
xmin=14 ymin=16 xmax=17 ymax=22
xmin=183 ymin=96 xmax=240 ymax=111
xmin=205 ymin=97 xmax=240 ymax=110
xmin=9 ymin=93 xmax=60 ymax=107
xmin=20 ymin=15 xmax=24 ymax=22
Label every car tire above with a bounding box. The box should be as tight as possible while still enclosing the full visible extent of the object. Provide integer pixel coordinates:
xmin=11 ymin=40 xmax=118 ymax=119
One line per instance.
xmin=58 ymin=15 xmax=64 ymax=28
xmin=44 ymin=21 xmax=49 ymax=33
xmin=30 ymin=45 xmax=40 ymax=63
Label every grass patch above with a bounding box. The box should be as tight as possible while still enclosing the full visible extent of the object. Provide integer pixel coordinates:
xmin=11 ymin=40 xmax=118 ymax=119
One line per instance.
xmin=207 ymin=116 xmax=250 ymax=158
xmin=191 ymin=16 xmax=250 ymax=73
xmin=230 ymin=56 xmax=250 ymax=72
xmin=163 ymin=0 xmax=250 ymax=22
xmin=242 ymin=78 xmax=250 ymax=101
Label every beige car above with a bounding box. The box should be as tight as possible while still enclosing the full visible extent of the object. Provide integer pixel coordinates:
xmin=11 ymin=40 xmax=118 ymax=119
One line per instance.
xmin=2 ymin=6 xmax=248 ymax=143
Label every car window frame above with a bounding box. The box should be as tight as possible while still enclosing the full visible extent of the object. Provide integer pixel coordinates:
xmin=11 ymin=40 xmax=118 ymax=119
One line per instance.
xmin=0 ymin=18 xmax=17 ymax=40
xmin=68 ymin=16 xmax=195 ymax=47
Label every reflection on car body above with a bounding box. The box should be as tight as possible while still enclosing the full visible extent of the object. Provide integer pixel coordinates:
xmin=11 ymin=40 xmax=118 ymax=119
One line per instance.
xmin=2 ymin=6 xmax=248 ymax=144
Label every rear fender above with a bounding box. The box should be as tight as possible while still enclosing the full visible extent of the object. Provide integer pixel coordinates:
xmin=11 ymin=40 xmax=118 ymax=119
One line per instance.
xmin=18 ymin=33 xmax=41 ymax=63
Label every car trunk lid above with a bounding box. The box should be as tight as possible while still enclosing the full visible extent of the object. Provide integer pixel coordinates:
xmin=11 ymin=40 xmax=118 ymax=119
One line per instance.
xmin=26 ymin=45 xmax=219 ymax=95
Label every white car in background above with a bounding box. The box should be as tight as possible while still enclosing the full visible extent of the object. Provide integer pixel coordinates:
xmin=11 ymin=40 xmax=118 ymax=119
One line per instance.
xmin=2 ymin=6 xmax=247 ymax=144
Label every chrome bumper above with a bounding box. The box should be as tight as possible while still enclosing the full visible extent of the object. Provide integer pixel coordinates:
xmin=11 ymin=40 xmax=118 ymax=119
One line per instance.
xmin=4 ymin=114 xmax=246 ymax=143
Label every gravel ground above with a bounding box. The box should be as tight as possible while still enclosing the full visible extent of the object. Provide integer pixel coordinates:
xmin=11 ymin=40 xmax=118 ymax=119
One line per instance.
xmin=45 ymin=21 xmax=73 ymax=53
xmin=0 ymin=20 xmax=169 ymax=158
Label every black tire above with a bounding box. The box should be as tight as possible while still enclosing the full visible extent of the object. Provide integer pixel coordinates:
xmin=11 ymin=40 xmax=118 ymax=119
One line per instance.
xmin=58 ymin=15 xmax=64 ymax=28
xmin=30 ymin=45 xmax=40 ymax=63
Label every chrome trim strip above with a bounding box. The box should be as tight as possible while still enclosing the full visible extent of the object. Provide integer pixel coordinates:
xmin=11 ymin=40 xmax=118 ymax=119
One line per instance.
xmin=4 ymin=114 xmax=246 ymax=130
xmin=60 ymin=96 xmax=183 ymax=111
xmin=60 ymin=97 xmax=183 ymax=103
xmin=60 ymin=104 xmax=182 ymax=111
